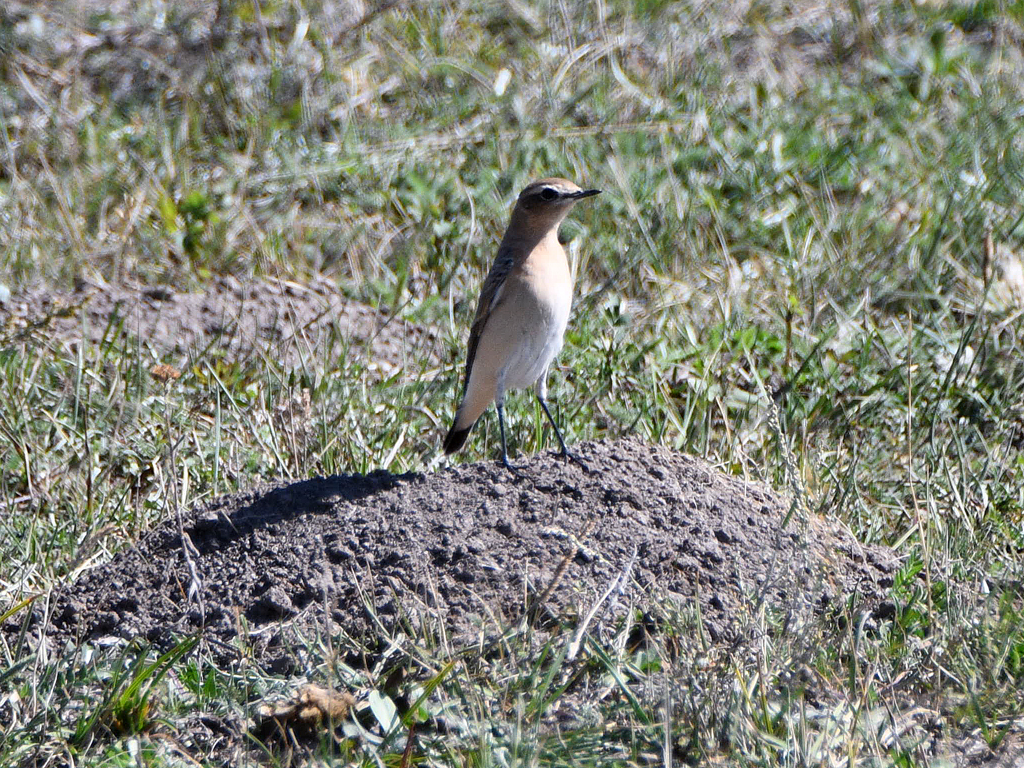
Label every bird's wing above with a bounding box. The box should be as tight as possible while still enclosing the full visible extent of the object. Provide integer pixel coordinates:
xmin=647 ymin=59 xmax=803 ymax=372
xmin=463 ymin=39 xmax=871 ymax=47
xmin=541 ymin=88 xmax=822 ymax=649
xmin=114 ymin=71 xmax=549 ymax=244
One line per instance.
xmin=461 ymin=245 xmax=515 ymax=393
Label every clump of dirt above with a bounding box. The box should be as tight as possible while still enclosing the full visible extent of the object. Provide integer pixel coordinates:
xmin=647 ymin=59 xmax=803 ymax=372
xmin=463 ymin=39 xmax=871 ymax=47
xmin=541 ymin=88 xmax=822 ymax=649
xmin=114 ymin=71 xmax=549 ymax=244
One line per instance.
xmin=1 ymin=276 xmax=440 ymax=375
xmin=25 ymin=438 xmax=896 ymax=670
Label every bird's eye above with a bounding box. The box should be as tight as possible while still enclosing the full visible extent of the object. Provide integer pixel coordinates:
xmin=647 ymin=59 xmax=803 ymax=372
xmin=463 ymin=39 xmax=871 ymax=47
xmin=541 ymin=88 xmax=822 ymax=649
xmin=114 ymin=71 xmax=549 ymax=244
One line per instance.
xmin=540 ymin=187 xmax=558 ymax=201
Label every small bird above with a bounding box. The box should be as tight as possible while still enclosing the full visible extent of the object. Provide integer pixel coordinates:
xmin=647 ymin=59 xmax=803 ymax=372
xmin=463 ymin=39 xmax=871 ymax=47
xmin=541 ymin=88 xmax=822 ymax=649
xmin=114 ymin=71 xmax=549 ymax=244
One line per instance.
xmin=443 ymin=177 xmax=601 ymax=471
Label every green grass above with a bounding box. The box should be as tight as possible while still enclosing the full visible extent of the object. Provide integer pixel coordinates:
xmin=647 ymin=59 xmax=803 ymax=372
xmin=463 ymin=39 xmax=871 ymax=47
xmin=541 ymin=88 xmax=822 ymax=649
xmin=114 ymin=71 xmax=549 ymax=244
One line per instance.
xmin=3 ymin=0 xmax=1024 ymax=764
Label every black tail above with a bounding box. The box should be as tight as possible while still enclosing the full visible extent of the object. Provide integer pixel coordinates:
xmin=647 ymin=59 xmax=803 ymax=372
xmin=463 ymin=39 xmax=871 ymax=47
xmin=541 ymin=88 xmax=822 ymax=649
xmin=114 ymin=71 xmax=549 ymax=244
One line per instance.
xmin=442 ymin=421 xmax=473 ymax=455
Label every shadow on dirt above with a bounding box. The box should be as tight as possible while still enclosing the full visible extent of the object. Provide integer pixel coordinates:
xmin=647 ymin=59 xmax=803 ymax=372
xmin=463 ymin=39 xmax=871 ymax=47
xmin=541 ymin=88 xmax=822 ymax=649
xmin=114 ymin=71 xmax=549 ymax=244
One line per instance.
xmin=186 ymin=470 xmax=408 ymax=555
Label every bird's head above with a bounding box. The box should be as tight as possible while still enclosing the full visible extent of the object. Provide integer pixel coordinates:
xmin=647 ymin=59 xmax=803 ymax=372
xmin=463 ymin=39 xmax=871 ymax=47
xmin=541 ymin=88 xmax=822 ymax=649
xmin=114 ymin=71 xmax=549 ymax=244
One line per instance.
xmin=516 ymin=178 xmax=601 ymax=214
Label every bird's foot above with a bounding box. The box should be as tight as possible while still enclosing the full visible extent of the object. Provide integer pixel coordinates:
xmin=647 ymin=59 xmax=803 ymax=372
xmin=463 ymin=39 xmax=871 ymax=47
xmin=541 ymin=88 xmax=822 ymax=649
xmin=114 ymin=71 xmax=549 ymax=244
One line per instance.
xmin=556 ymin=446 xmax=591 ymax=473
xmin=500 ymin=454 xmax=528 ymax=478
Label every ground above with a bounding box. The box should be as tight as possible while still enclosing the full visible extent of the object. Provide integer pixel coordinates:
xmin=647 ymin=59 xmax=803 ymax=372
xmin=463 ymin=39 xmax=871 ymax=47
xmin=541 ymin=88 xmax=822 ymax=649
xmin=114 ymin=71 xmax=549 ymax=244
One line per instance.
xmin=2 ymin=277 xmax=439 ymax=376
xmin=36 ymin=438 xmax=895 ymax=665
xmin=19 ymin=419 xmax=903 ymax=762
xmin=5 ymin=278 xmax=1022 ymax=763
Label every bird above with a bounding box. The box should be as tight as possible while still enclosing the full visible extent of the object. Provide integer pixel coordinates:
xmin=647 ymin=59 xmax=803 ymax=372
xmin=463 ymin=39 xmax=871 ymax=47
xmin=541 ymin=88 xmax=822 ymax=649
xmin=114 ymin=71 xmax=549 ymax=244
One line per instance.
xmin=442 ymin=177 xmax=601 ymax=471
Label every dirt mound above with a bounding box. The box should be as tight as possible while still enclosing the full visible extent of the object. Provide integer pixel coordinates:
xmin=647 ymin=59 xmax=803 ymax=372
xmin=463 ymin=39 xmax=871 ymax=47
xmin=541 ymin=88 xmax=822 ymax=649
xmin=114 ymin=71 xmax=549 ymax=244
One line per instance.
xmin=24 ymin=438 xmax=896 ymax=670
xmin=1 ymin=277 xmax=440 ymax=375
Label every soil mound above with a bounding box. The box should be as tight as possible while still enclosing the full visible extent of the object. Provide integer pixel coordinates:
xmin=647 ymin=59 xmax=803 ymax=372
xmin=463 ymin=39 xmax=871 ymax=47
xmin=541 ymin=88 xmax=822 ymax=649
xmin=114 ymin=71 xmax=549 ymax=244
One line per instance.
xmin=25 ymin=438 xmax=896 ymax=670
xmin=1 ymin=276 xmax=439 ymax=375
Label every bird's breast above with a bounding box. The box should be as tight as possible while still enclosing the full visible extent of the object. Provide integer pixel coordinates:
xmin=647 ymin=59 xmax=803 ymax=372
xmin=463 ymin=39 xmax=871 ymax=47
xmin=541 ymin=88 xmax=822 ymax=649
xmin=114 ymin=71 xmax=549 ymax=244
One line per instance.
xmin=488 ymin=240 xmax=572 ymax=389
xmin=516 ymin=239 xmax=572 ymax=315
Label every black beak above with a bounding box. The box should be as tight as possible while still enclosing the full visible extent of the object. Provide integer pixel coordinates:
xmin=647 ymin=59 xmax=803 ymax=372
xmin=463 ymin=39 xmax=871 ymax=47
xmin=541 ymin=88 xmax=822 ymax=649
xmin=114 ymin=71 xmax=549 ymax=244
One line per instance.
xmin=573 ymin=189 xmax=602 ymax=199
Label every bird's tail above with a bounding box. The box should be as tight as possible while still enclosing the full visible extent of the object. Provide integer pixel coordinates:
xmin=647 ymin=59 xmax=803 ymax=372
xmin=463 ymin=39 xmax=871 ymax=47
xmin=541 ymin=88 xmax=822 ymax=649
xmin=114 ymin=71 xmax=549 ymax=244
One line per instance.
xmin=442 ymin=419 xmax=474 ymax=455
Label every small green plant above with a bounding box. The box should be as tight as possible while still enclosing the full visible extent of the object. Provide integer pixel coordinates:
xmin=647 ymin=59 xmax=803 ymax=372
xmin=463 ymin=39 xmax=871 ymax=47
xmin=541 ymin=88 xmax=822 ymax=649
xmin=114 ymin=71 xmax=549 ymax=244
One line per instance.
xmin=72 ymin=637 xmax=198 ymax=745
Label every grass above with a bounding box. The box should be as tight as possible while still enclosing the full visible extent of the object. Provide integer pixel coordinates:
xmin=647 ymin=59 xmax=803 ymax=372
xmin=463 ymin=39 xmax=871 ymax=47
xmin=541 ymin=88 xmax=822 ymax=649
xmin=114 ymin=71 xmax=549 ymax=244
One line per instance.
xmin=3 ymin=0 xmax=1024 ymax=764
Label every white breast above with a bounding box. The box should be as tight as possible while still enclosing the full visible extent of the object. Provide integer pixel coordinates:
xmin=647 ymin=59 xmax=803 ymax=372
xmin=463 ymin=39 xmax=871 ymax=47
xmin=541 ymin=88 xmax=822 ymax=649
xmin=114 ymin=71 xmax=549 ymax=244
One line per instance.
xmin=499 ymin=243 xmax=572 ymax=391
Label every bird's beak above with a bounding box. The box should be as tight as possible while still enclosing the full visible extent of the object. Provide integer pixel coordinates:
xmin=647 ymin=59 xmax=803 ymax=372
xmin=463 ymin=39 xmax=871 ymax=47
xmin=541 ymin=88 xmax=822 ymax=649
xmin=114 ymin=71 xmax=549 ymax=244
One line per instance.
xmin=572 ymin=189 xmax=602 ymax=199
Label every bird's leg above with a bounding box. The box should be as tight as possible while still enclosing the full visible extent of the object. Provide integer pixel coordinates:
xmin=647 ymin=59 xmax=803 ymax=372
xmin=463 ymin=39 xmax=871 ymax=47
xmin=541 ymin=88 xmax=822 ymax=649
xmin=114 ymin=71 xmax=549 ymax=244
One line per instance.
xmin=536 ymin=393 xmax=589 ymax=471
xmin=496 ymin=402 xmax=525 ymax=476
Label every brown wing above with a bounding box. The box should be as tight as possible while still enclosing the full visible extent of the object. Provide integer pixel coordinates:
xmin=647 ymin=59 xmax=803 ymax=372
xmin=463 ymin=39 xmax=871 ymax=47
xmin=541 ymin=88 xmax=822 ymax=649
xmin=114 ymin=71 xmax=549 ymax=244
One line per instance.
xmin=461 ymin=245 xmax=515 ymax=394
